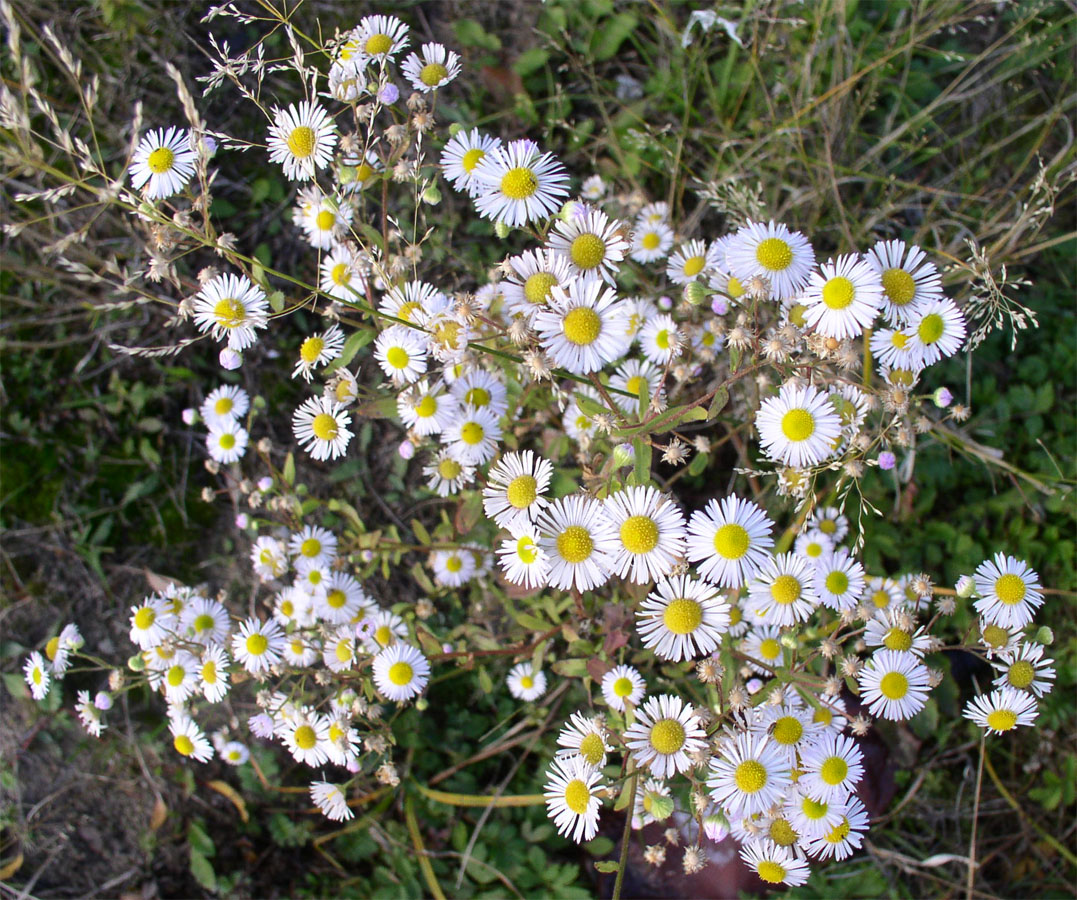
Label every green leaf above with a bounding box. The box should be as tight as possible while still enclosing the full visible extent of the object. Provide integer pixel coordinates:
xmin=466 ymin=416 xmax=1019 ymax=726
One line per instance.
xmin=411 ymin=519 xmax=431 ymax=545
xmin=591 ymin=12 xmax=637 ymax=61
xmin=188 ymin=821 xmax=215 ymax=858
xmin=585 ymin=836 xmax=615 ymax=857
xmin=687 ymin=452 xmax=709 ymax=476
xmin=632 ymin=438 xmax=651 ymax=486
xmin=268 ymin=290 xmax=285 ymax=313
xmin=454 ymin=18 xmax=501 ymax=51
xmin=647 ymin=793 xmax=674 ymax=821
xmin=551 ymin=659 xmax=589 ymax=678
xmin=594 ymin=861 xmax=620 ymax=874
xmin=514 ymin=48 xmax=549 ymax=76
xmin=515 ymin=611 xmax=550 ymax=632
xmin=707 ymin=386 xmax=729 ymax=419
xmin=357 ymin=222 xmax=385 ymax=254
xmin=282 ymin=452 xmax=295 ymax=487
xmin=575 ymin=392 xmax=612 ymax=418
xmin=477 ymin=666 xmax=493 ymax=693
xmin=189 ymin=849 xmax=217 ymax=892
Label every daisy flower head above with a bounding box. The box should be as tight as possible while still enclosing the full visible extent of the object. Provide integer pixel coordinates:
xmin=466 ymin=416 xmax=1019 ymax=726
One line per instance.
xmin=292 ymin=395 xmax=353 ymax=461
xmin=747 ymin=553 xmax=820 ymax=626
xmin=311 ymin=781 xmax=354 ymax=822
xmin=556 ymin=712 xmax=610 ymax=768
xmin=533 ymin=278 xmax=630 ymax=375
xmin=979 ymin=619 xmax=1021 ymax=659
xmin=129 ymin=127 xmax=197 ymax=200
xmin=547 ymin=207 xmax=630 ymax=285
xmin=374 ymin=324 xmax=428 ymax=386
xmin=267 ymin=101 xmax=337 ymax=182
xmin=580 ymin=174 xmax=606 ymax=201
xmin=507 ymin=662 xmax=547 ymax=701
xmin=219 ymin=740 xmax=249 ymax=766
xmin=170 ymin=714 xmax=214 ymax=762
xmin=76 ymin=691 xmax=106 ymax=737
xmin=431 ymin=547 xmax=478 ymax=587
xmin=289 ymin=525 xmax=337 ymax=569
xmin=963 ymin=686 xmax=1039 ymax=736
xmin=444 ymin=404 xmax=502 ymax=466
xmin=318 ymin=571 xmax=369 ymax=624
xmin=441 ymin=128 xmax=502 ymax=197
xmin=864 ymin=575 xmax=904 ymax=614
xmin=864 ymin=238 xmax=943 ymax=326
xmin=908 ymin=297 xmax=966 ymax=366
xmin=601 ymin=664 xmax=646 ymax=712
xmin=992 ymin=641 xmax=1055 ymax=697
xmin=752 ymin=704 xmax=823 ymax=764
xmin=610 ymin=359 xmax=665 ymax=416
xmin=199 ymin=645 xmax=230 ymax=703
xmin=320 ymin=245 xmax=367 ymax=301
xmin=293 ymin=323 xmax=346 ymax=382
xmin=192 ymin=273 xmax=269 ymax=352
xmin=544 ymin=755 xmax=604 ymax=843
xmin=624 ymin=694 xmax=707 ymax=780
xmin=364 ymin=608 xmax=408 ymax=651
xmin=402 ymin=42 xmax=461 ymax=93
xmin=727 ymin=220 xmax=816 ymax=302
xmin=629 ymin=220 xmax=675 ymax=264
xmin=129 ymin=596 xmax=171 ymax=650
xmin=707 ymin=731 xmax=792 ymax=820
xmin=638 ymin=201 xmax=670 ymax=226
xmin=638 ymin=313 xmax=682 ymax=365
xmin=283 ymin=710 xmax=330 ymax=766
xmin=339 ymin=147 xmax=383 ymax=193
xmin=373 ymin=644 xmax=430 ymax=702
xmin=497 ymin=523 xmax=549 ymax=589
xmin=200 ymin=384 xmax=250 ymax=427
xmin=502 ymin=248 xmax=576 ymax=322
xmin=604 ymin=486 xmax=687 ymax=584
xmin=802 ymin=794 xmax=869 ymax=861
xmin=666 ymin=239 xmax=719 ymax=285
xmin=742 ymin=626 xmax=787 ymax=674
xmin=206 ymin=420 xmax=248 ymax=464
xmin=563 ymin=388 xmax=601 ymax=445
xmin=739 ymin=839 xmax=810 ymax=887
xmin=755 ymin=381 xmax=842 ymax=468
xmin=24 ymin=652 xmax=50 ymax=700
xmin=424 ymin=450 xmax=476 ymax=496
xmin=637 ymin=574 xmax=730 ymax=661
xmin=813 ymin=549 xmax=866 ymax=612
xmin=472 ymin=139 xmax=570 ymax=227
xmin=231 ymin=617 xmax=284 ymax=676
xmin=398 ymin=379 xmax=457 ymax=436
xmin=973 ymin=553 xmax=1044 ymax=630
xmin=536 ymin=494 xmax=618 ymax=592
xmin=869 ymin=326 xmax=924 ymax=372
xmin=160 ymin=651 xmax=200 ymax=704
xmin=858 ymin=649 xmax=931 ymax=720
xmin=353 ymin=14 xmax=409 ymax=62
xmin=295 ymin=189 xmax=353 ymax=250
xmin=449 ymin=368 xmax=508 ymax=418
xmin=799 ymin=732 xmax=864 ymax=803
xmin=864 ymin=608 xmax=932 ymax=657
xmin=687 ymin=495 xmax=775 ymax=589
xmin=483 ymin=450 xmax=553 ymax=530
xmin=793 ymin=528 xmax=834 ymax=564
xmin=784 ymin=785 xmax=848 ymax=839
xmin=802 ymin=254 xmax=884 ymax=340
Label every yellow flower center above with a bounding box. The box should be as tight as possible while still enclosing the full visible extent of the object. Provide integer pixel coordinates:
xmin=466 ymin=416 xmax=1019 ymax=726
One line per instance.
xmin=355 ymin=162 xmax=375 ymax=182
xmin=734 ymin=759 xmax=767 ymax=793
xmin=825 ymin=819 xmax=852 ymax=844
xmin=315 ymin=209 xmax=336 ymax=231
xmin=300 ymin=336 xmax=325 ymax=363
xmin=813 ymin=707 xmax=833 ymax=726
xmin=769 ymin=818 xmax=798 ymax=846
xmin=883 ymin=628 xmax=913 ymax=652
xmin=523 ymin=271 xmax=557 ymax=305
xmin=214 ymin=296 xmax=246 ymax=328
xmin=890 ymin=330 xmax=910 ymax=349
xmin=881 ymin=268 xmax=916 ymax=306
xmin=982 ymin=624 xmax=1010 ymax=649
xmin=781 ymin=408 xmax=814 ymax=442
xmin=641 ymin=232 xmax=660 ymax=250
xmin=570 ymin=233 xmax=606 ymax=270
xmin=415 ymin=395 xmax=437 ymax=418
xmin=727 ymin=276 xmax=745 ymax=298
xmin=245 ymin=633 xmax=268 ymax=656
xmin=166 ymin=665 xmax=186 ymax=687
xmin=820 ymin=756 xmax=848 ymax=785
xmin=464 ymin=386 xmax=490 ymax=407
xmin=986 ymin=708 xmax=1018 ymax=731
xmin=134 ymin=607 xmax=156 ymax=630
xmin=556 ymin=525 xmax=593 ymax=564
xmin=918 ymin=313 xmax=944 ymax=345
xmin=461 ymin=148 xmax=485 ymax=172
xmin=420 ymin=62 xmax=449 ymax=87
xmin=994 ymin=573 xmax=1027 ymax=606
xmin=756 ymin=860 xmax=786 ymax=885
xmin=202 ymin=660 xmax=217 ymax=683
xmin=438 ymin=458 xmax=462 ymax=480
xmin=445 ymin=555 xmax=463 ymax=573
xmin=500 ymin=166 xmax=538 ymax=200
xmin=364 ymin=33 xmax=392 ymax=55
xmin=326 ymin=589 xmax=347 ymax=610
xmin=386 ymin=346 xmax=410 ymax=370
xmin=312 ymin=413 xmax=339 ymax=441
xmin=433 ymin=320 xmax=462 ymax=348
xmin=300 ymin=538 xmax=321 ymax=558
xmin=286 ymin=125 xmax=316 ymax=159
xmin=520 ymin=675 xmax=534 ymax=689
xmin=374 ymin=625 xmax=392 ymax=647
xmin=218 ymin=433 xmax=236 ymax=450
xmin=804 ymin=541 xmax=824 ymax=558
xmin=294 ymin=724 xmax=317 ymax=749
xmin=506 ymin=474 xmax=537 ymax=509
xmin=683 ymin=255 xmax=705 ymax=277
xmin=649 ymin=718 xmax=686 ymax=755
xmin=192 ymin=612 xmax=214 ymax=634
xmin=870 ymin=589 xmax=890 ymax=608
xmin=772 ymin=716 xmax=803 ymax=745
xmin=174 ymin=734 xmax=195 ymax=756
xmin=388 ymin=661 xmax=414 ymax=685
xmin=755 ymin=237 xmax=793 ymax=271
xmin=729 ymin=605 xmax=742 ymax=626
xmin=147 ymin=146 xmax=175 ymax=174
xmin=825 ymin=571 xmax=849 ymax=595
xmin=819 ymin=519 xmax=837 ymax=535
xmin=613 ymin=676 xmax=634 ymax=697
xmin=562 ymin=307 xmax=601 ymax=345
xmin=802 ymin=796 xmax=828 ymax=819
xmin=328 ymin=723 xmax=344 ymax=743
xmin=460 ymin=421 xmax=485 ymax=445
xmin=879 ymin=671 xmax=908 ymax=700
xmin=578 ymin=732 xmax=605 ymax=766
xmin=280 ymin=598 xmax=295 ymax=618
xmin=655 ymin=329 xmax=671 ymax=350
xmin=759 ymin=638 xmax=781 ymax=660
xmin=564 ymin=779 xmax=591 ymax=814
xmin=331 ymin=262 xmax=351 ymax=285
xmin=214 ymin=397 xmax=234 ymax=416
xmin=711 ymin=524 xmax=749 ymax=560
xmin=516 ymin=536 xmax=538 ymax=564
xmin=308 ymin=571 xmax=323 ymax=586
xmin=626 ymin=375 xmax=645 ymax=396
xmin=663 ymin=597 xmax=703 ymax=635
xmin=770 ymin=574 xmax=802 ymax=606
xmin=620 ymin=515 xmax=659 ymax=554
xmin=788 ymin=303 xmax=808 ymax=327
xmin=822 ymin=276 xmax=855 ymax=310
xmin=335 ymin=640 xmax=353 ymax=663
xmin=1008 ymin=659 xmax=1035 ymax=689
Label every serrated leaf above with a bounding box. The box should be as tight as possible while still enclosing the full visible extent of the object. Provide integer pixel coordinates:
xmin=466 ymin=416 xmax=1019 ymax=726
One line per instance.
xmin=594 ymin=860 xmax=620 ymax=873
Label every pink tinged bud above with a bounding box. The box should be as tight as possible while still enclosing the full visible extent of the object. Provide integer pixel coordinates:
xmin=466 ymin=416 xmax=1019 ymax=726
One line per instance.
xmin=220 ymin=348 xmax=242 ymax=370
xmin=877 ymin=451 xmax=896 ymax=470
xmin=398 ymin=440 xmax=415 ymax=460
xmin=94 ymin=692 xmax=113 ymax=710
xmin=711 ymin=297 xmax=728 ymax=315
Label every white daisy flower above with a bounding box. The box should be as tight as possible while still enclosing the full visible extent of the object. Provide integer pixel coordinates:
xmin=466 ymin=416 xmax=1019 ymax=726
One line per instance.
xmin=992 ymin=642 xmax=1055 ymax=697
xmin=289 ymin=525 xmax=337 ymax=568
xmin=803 ymin=794 xmax=869 ymax=861
xmin=423 ymin=450 xmax=476 ymax=496
xmin=708 ymin=266 xmax=748 ymax=304
xmin=864 ymin=238 xmax=943 ymax=326
xmin=365 ymin=608 xmax=408 ymax=651
xmin=374 ymin=324 xmax=428 ymax=386
xmin=284 ymin=711 xmax=330 ymax=766
xmin=507 ymin=662 xmax=547 ymax=701
xmin=624 ymin=694 xmax=707 ymax=780
xmin=352 ymin=14 xmax=409 ymax=62
xmin=219 ymin=741 xmax=249 ymax=766
xmin=398 ymin=379 xmax=457 ymax=436
xmin=250 ymin=536 xmax=289 ymax=582
xmin=199 ymin=645 xmax=230 ymax=703
xmin=160 ymin=652 xmax=200 ymax=703
xmin=282 ymin=634 xmax=319 ymax=668
xmin=973 ymin=553 xmax=1044 ymax=630
xmin=802 ymin=254 xmax=884 ymax=340
xmin=441 ymin=128 xmax=502 ymax=197
xmin=755 ymin=381 xmax=842 ymax=468
xmin=580 ymin=174 xmax=606 ymax=201
xmin=637 ymin=574 xmax=729 ymax=661
xmin=326 ymin=368 xmax=360 ymax=407
xmin=24 ymin=651 xmax=50 ymax=700
xmin=708 ymin=731 xmax=793 ymax=819
xmin=320 ymin=245 xmax=367 ymax=301
xmin=129 ymin=596 xmax=171 ymax=649
xmin=324 ymin=716 xmax=361 ymax=767
xmin=687 ymin=495 xmax=775 ymax=589
xmin=170 ymin=714 xmax=214 ymax=762
xmin=604 ymin=486 xmax=686 ymax=584
xmin=793 ymin=528 xmax=834 ymax=564
xmin=813 ymin=549 xmax=866 ymax=612
xmin=963 ymin=686 xmax=1039 ymax=735
xmin=444 ymin=404 xmax=502 ymax=466
xmin=741 ymin=626 xmax=787 ymax=674
xmin=727 ymin=220 xmax=816 ymax=301
xmin=273 ymin=586 xmax=313 ymax=628
xmin=449 ymin=368 xmax=508 ymax=417
xmin=547 ymin=207 xmax=630 ymax=285
xmin=621 ymin=296 xmax=658 ymax=343
xmin=293 ymin=323 xmax=346 ymax=382
xmin=473 ymin=138 xmax=570 ymax=227
xmin=609 ymin=359 xmax=665 ymax=416
xmin=864 ymin=576 xmax=903 ymax=614
xmin=292 ymin=395 xmax=353 ymax=461
xmin=752 ymin=704 xmax=823 ymax=764
xmin=783 ymin=785 xmax=848 ymax=839
xmin=563 ymin=388 xmax=601 ymax=444
xmin=200 ymin=384 xmax=250 ymax=426
xmin=295 ymin=189 xmax=354 ymax=249
xmin=536 ymin=494 xmax=618 ymax=592
xmin=402 ymin=42 xmax=461 ymax=93
xmin=231 ymin=617 xmax=284 ymax=675
xmin=907 ymin=297 xmax=966 ymax=366
xmin=747 ymin=552 xmax=820 ymax=626
xmin=666 ymin=239 xmax=719 ymax=284
xmin=339 ymin=147 xmax=383 ymax=193
xmin=129 ymin=127 xmax=197 ymax=199
xmin=318 ymin=572 xmax=369 ymax=624
xmin=740 ymin=839 xmax=810 ymax=886
xmin=502 ymin=248 xmax=577 ymax=322
xmin=864 ymin=608 xmax=933 ymax=658
xmin=483 ymin=450 xmax=553 ymax=530
xmin=637 ymin=201 xmax=670 ymax=226
xmin=192 ymin=273 xmax=269 ymax=352
xmin=311 ymin=781 xmax=354 ymax=822
xmin=544 ymin=755 xmax=604 ymax=843
xmin=207 ymin=420 xmax=248 ymax=464
xmin=75 ymin=691 xmax=105 ymax=737
xmin=267 ymin=101 xmax=338 ymax=182
xmin=600 ymin=664 xmax=646 ymax=712
xmin=799 ymin=732 xmax=864 ymax=802
xmin=869 ymin=326 xmax=925 ymax=372
xmin=380 ymin=280 xmax=448 ymax=326
xmin=633 ymin=779 xmax=673 ymax=831
xmin=431 ymin=548 xmax=478 ymax=587
xmin=556 ymin=712 xmax=610 ymax=768
xmin=857 ymin=649 xmax=931 ymax=720
xmin=638 ymin=313 xmax=682 ymax=365
xmin=534 ymin=278 xmax=630 ymax=375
